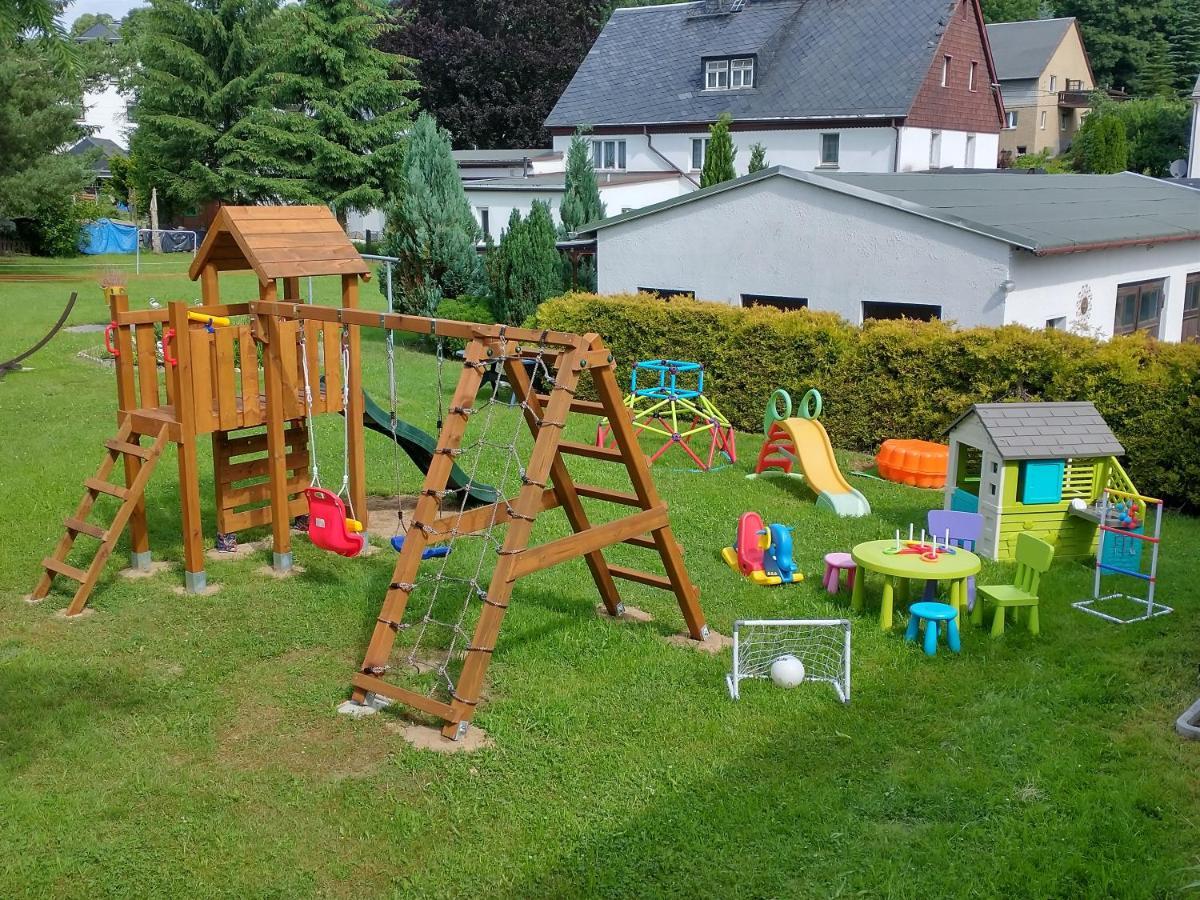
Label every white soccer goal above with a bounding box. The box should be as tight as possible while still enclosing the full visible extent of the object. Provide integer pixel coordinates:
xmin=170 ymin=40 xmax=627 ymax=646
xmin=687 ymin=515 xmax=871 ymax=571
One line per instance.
xmin=726 ymin=619 xmax=851 ymax=703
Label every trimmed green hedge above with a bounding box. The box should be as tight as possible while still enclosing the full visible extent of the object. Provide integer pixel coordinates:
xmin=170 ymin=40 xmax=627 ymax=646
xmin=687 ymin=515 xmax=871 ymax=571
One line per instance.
xmin=531 ymin=294 xmax=1200 ymax=510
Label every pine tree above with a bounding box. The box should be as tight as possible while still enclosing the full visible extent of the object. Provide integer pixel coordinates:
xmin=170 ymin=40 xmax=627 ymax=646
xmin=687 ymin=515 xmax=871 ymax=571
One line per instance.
xmin=126 ymin=0 xmax=279 ymax=218
xmin=1133 ymin=33 xmax=1177 ymax=98
xmin=701 ymin=113 xmax=737 ymax=188
xmin=558 ymin=129 xmax=605 ymax=292
xmin=559 ymin=131 xmax=605 ymax=232
xmin=748 ymin=142 xmax=768 ymax=173
xmin=381 ymin=112 xmax=484 ymax=317
xmin=222 ymin=0 xmax=417 ymax=221
xmin=492 ymin=202 xmax=561 ymax=324
xmin=1166 ymin=0 xmax=1200 ymax=94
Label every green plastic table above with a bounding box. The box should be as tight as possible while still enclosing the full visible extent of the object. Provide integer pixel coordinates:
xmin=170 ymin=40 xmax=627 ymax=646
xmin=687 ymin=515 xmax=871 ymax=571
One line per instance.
xmin=850 ymin=539 xmax=982 ymax=631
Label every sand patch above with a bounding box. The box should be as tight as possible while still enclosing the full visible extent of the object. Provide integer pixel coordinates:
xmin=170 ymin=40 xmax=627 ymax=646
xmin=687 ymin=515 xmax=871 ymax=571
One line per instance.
xmin=118 ymin=560 xmax=173 ymax=579
xmin=206 ymin=540 xmax=269 ymax=563
xmin=596 ymin=603 xmax=654 ymax=623
xmin=666 ymin=629 xmax=732 ymax=654
xmin=386 ymin=721 xmax=494 ymax=753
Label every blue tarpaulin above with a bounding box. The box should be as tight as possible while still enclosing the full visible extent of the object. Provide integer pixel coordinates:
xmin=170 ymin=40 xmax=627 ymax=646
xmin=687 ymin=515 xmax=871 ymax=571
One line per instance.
xmin=80 ymin=218 xmax=138 ymax=255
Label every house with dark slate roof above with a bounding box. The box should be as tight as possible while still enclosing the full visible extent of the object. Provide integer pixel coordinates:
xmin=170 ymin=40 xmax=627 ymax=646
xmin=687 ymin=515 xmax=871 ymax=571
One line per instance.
xmin=985 ymin=18 xmax=1095 ymax=162
xmin=943 ymin=402 xmax=1135 ymax=561
xmin=546 ymin=0 xmax=1006 ymax=179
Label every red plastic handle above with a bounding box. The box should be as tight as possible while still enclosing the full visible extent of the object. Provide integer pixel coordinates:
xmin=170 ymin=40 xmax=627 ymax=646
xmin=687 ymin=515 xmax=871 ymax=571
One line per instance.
xmin=104 ymin=322 xmax=119 ymax=357
xmin=162 ymin=327 xmax=178 ymax=367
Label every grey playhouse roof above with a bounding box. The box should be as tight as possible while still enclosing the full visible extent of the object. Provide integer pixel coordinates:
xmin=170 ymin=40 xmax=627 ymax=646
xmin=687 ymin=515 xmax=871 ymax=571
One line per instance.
xmin=581 ymin=168 xmax=1200 ymax=255
xmin=984 ymin=18 xmax=1076 ymax=81
xmin=545 ymin=0 xmax=963 ymax=128
xmin=948 ymin=402 xmax=1125 ymax=460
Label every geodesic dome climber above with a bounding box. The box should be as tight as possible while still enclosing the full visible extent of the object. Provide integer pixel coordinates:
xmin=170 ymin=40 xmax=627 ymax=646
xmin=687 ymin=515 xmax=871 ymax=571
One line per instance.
xmin=596 ymin=359 xmax=736 ymax=471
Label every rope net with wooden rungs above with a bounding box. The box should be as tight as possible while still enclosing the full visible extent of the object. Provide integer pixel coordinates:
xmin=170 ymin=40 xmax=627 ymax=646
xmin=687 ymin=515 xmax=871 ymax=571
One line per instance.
xmin=395 ymin=332 xmax=555 ymax=700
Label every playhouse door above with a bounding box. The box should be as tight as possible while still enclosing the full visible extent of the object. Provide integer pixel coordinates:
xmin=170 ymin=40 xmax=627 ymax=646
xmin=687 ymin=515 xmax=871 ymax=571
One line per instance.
xmin=949 ymin=443 xmax=981 ymax=514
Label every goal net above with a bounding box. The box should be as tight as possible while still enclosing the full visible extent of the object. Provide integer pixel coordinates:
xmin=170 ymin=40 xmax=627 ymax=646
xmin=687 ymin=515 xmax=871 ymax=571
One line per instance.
xmin=726 ymin=619 xmax=851 ymax=703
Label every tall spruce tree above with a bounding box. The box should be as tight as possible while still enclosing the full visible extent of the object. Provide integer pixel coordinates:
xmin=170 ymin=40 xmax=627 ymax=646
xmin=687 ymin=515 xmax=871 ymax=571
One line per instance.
xmin=701 ymin=113 xmax=737 ymax=187
xmin=748 ymin=142 xmax=768 ymax=173
xmin=126 ymin=0 xmax=279 ymax=218
xmin=1072 ymin=106 xmax=1129 ymax=172
xmin=381 ymin=112 xmax=483 ymax=317
xmin=222 ymin=0 xmax=417 ymax=221
xmin=559 ymin=131 xmax=605 ymax=232
xmin=558 ymin=130 xmax=605 ymax=291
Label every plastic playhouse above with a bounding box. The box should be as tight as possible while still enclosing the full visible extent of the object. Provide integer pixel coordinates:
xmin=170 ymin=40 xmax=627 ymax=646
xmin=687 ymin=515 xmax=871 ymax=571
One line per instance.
xmin=597 ymin=359 xmax=736 ymax=471
xmin=942 ymin=402 xmax=1157 ymax=564
xmin=754 ymin=389 xmax=870 ymax=517
xmin=722 ymin=512 xmax=804 ymax=585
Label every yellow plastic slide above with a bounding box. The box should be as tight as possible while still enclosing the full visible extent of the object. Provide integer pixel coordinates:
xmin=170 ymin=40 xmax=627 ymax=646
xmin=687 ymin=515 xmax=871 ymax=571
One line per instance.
xmin=776 ymin=418 xmax=871 ymax=517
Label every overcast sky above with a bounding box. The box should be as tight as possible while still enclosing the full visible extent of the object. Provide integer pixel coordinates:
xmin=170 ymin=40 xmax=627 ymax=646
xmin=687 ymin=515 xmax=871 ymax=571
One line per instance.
xmin=68 ymin=0 xmax=139 ymax=25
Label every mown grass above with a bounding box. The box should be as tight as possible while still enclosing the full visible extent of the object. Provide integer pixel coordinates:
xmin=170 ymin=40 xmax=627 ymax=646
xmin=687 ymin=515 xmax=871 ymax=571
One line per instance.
xmin=1 ymin=254 xmax=1199 ymax=898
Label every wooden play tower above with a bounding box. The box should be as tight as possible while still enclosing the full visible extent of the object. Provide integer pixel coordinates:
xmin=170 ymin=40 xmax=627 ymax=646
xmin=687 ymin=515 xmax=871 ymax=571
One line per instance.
xmin=32 ymin=206 xmax=707 ymax=741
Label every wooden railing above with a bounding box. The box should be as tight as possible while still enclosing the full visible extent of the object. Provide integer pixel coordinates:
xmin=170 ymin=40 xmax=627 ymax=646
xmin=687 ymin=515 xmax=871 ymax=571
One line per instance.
xmin=105 ymin=291 xmax=342 ymax=438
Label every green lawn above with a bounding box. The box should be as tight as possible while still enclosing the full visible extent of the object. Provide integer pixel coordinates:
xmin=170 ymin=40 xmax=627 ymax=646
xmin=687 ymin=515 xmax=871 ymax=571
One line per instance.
xmin=2 ymin=254 xmax=1198 ymax=898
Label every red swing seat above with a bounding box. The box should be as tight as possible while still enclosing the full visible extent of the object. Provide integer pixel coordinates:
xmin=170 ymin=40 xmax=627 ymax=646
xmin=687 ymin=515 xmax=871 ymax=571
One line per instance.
xmin=304 ymin=487 xmax=365 ymax=557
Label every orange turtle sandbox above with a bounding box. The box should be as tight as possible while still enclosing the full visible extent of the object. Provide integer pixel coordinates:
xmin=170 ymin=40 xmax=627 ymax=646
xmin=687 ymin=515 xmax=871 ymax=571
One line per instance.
xmin=875 ymin=439 xmax=949 ymax=489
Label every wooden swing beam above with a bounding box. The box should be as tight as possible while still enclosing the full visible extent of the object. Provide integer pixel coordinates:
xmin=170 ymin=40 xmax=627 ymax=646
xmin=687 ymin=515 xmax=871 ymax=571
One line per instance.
xmin=252 ymin=301 xmax=708 ymax=741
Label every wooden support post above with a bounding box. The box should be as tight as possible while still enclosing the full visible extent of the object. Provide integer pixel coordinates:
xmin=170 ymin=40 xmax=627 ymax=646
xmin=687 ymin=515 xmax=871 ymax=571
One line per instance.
xmin=283 ymin=276 xmax=301 ymax=301
xmin=351 ymin=340 xmax=490 ymax=704
xmin=588 ymin=335 xmax=708 ymax=640
xmin=168 ymin=302 xmax=206 ymax=592
xmin=504 ymin=355 xmax=625 ymax=616
xmin=199 ymin=263 xmax=220 ymax=305
xmin=106 ymin=286 xmax=151 ymax=569
xmin=260 ymin=312 xmax=293 ymax=572
xmin=440 ymin=345 xmax=586 ymax=739
xmin=342 ymin=275 xmax=367 ymax=523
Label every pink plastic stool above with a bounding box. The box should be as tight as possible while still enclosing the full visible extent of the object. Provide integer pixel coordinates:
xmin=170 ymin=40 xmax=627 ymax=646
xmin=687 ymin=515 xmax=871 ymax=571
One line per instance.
xmin=823 ymin=552 xmax=856 ymax=595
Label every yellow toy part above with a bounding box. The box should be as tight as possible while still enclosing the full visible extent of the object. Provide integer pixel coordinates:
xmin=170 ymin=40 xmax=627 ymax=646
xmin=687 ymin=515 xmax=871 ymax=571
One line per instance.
xmin=187 ymin=310 xmax=231 ymax=327
xmin=345 ymin=518 xmax=364 ymax=533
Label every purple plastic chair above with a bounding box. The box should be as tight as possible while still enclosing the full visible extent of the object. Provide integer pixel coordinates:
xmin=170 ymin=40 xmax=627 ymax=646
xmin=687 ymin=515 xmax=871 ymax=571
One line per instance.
xmin=923 ymin=509 xmax=984 ymax=610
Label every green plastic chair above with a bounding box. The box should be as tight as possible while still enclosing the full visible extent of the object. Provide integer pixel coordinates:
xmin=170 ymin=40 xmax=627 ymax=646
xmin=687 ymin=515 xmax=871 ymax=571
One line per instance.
xmin=971 ymin=532 xmax=1055 ymax=636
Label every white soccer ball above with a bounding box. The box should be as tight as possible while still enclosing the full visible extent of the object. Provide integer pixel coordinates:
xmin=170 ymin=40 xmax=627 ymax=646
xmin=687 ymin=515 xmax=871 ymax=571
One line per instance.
xmin=770 ymin=654 xmax=806 ymax=688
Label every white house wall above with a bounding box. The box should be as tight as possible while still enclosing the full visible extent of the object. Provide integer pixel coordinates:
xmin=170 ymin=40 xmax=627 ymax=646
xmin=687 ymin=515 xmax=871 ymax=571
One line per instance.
xmin=595 ymin=176 xmax=694 ymax=216
xmin=595 ymin=176 xmax=1012 ymax=325
xmin=553 ymin=126 xmax=998 ymax=178
xmin=463 ymin=189 xmax=563 ymax=241
xmin=1005 ymin=239 xmax=1200 ymax=340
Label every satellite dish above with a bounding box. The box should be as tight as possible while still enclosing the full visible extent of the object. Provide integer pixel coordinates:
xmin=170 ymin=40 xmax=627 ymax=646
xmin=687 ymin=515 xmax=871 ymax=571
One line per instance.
xmin=1169 ymin=158 xmax=1188 ymax=178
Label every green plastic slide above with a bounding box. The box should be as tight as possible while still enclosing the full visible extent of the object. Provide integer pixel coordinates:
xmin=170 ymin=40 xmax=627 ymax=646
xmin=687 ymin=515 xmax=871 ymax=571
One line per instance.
xmin=359 ymin=390 xmax=498 ymax=506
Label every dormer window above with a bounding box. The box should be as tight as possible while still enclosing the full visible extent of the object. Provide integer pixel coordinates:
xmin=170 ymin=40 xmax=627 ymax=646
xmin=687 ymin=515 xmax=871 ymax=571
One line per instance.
xmin=731 ymin=57 xmax=754 ymax=88
xmin=705 ymin=60 xmax=729 ymax=90
xmin=704 ymin=56 xmax=754 ymax=91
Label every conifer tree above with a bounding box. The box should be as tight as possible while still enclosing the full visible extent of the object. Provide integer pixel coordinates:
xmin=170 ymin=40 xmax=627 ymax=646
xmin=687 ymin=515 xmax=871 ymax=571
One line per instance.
xmin=558 ymin=130 xmax=605 ymax=291
xmin=492 ymin=201 xmax=561 ymax=324
xmin=1072 ymin=106 xmax=1129 ymax=172
xmin=748 ymin=142 xmax=768 ymax=173
xmin=381 ymin=112 xmax=483 ymax=317
xmin=126 ymin=0 xmax=279 ymax=218
xmin=222 ymin=0 xmax=417 ymax=221
xmin=560 ymin=131 xmax=605 ymax=232
xmin=701 ymin=113 xmax=737 ymax=187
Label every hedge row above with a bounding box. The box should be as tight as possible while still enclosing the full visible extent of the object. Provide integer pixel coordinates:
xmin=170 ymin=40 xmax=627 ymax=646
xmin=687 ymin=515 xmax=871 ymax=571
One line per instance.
xmin=531 ymin=294 xmax=1200 ymax=511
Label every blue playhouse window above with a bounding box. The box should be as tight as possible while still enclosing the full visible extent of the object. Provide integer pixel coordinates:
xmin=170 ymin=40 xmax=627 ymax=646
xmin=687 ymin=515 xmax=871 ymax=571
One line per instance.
xmin=1019 ymin=460 xmax=1064 ymax=505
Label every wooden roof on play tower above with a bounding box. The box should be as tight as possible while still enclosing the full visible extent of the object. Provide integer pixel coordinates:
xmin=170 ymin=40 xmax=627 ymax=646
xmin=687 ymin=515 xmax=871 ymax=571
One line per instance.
xmin=189 ymin=205 xmax=370 ymax=284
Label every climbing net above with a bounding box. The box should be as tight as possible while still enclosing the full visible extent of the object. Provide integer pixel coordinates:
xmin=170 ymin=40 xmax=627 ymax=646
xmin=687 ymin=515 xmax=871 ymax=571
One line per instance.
xmin=726 ymin=619 xmax=852 ymax=703
xmin=389 ymin=331 xmax=557 ymax=701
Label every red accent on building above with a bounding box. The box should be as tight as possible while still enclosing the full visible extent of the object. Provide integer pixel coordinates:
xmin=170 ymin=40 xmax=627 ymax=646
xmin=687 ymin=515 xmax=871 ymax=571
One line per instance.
xmin=906 ymin=0 xmax=1006 ymax=134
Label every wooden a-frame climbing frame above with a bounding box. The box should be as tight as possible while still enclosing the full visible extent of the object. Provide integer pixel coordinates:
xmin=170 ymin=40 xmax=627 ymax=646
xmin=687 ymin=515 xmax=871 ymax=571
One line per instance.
xmin=252 ymin=301 xmax=708 ymax=741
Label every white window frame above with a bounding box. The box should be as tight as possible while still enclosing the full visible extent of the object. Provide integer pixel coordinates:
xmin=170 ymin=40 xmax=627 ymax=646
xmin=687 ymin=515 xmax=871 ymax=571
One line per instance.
xmin=1005 ymin=110 xmax=1018 ymax=129
xmin=1048 ymin=75 xmax=1057 ymax=93
xmin=965 ymin=134 xmax=976 ymax=168
xmin=705 ymin=59 xmax=729 ymax=91
xmin=968 ymin=61 xmax=978 ymax=92
xmin=1040 ymin=110 xmax=1047 ymax=130
xmin=941 ymin=55 xmax=951 ymax=87
xmin=477 ymin=207 xmax=489 ymax=238
xmin=929 ymin=130 xmax=942 ymax=169
xmin=819 ymin=132 xmax=840 ymax=167
xmin=592 ymin=139 xmax=626 ymax=171
xmin=730 ymin=57 xmax=754 ymax=89
xmin=691 ymin=137 xmax=708 ymax=171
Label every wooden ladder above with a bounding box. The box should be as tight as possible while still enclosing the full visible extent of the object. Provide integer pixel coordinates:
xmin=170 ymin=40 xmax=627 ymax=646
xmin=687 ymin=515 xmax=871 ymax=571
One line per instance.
xmin=350 ymin=334 xmax=707 ymax=739
xmin=32 ymin=421 xmax=170 ymax=616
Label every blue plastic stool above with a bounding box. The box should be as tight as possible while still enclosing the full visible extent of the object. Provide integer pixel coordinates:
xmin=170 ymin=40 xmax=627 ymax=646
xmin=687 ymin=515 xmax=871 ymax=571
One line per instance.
xmin=905 ymin=601 xmax=961 ymax=656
